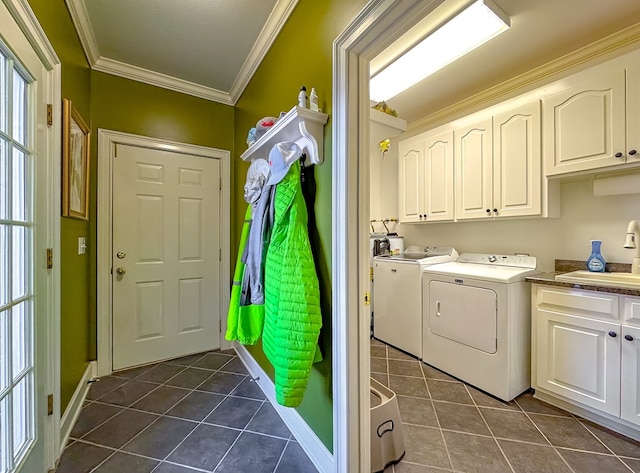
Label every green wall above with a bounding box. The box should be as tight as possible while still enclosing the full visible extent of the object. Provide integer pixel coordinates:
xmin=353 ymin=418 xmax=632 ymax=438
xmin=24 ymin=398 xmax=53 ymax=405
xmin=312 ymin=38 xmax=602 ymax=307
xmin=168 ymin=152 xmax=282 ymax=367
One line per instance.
xmin=234 ymin=0 xmax=368 ymax=450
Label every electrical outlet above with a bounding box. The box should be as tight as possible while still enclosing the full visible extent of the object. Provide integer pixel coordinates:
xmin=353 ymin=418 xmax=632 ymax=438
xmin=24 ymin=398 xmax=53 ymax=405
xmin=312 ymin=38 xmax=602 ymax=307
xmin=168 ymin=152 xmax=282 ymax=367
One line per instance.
xmin=78 ymin=237 xmax=86 ymax=255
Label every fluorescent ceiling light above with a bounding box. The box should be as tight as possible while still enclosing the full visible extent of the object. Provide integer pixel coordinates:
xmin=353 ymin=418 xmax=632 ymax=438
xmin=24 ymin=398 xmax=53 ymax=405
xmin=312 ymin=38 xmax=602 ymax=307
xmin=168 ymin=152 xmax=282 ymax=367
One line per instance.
xmin=370 ymin=0 xmax=510 ymax=102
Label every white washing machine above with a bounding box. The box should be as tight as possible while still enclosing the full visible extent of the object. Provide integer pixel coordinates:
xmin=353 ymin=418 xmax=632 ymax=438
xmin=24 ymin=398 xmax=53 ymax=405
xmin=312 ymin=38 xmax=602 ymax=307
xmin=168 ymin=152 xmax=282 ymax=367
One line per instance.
xmin=422 ymin=253 xmax=538 ymax=401
xmin=373 ymin=246 xmax=458 ymax=359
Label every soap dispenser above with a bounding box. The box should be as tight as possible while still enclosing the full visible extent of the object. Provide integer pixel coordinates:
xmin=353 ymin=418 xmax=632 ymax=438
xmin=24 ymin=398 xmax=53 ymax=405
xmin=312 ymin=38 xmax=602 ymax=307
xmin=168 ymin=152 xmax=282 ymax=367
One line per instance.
xmin=587 ymin=240 xmax=606 ymax=272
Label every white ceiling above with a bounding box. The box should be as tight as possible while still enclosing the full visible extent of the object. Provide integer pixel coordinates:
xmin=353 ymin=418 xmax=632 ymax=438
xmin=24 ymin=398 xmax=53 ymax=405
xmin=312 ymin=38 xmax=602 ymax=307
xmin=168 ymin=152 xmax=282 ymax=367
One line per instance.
xmin=65 ymin=0 xmax=640 ymax=117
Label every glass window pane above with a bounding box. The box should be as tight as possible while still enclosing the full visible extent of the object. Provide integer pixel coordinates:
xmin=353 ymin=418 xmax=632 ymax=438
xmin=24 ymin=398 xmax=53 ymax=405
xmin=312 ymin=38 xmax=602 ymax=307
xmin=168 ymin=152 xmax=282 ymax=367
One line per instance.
xmin=11 ymin=226 xmax=25 ymax=300
xmin=0 ymin=225 xmax=6 ymax=306
xmin=12 ymin=374 xmax=31 ymax=459
xmin=11 ymin=302 xmax=27 ymax=380
xmin=11 ymin=148 xmax=25 ymax=222
xmin=0 ymin=51 xmax=6 ymax=135
xmin=0 ymin=139 xmax=7 ymax=220
xmin=11 ymin=70 xmax=26 ymax=146
xmin=0 ymin=395 xmax=8 ymax=473
xmin=0 ymin=309 xmax=7 ymax=392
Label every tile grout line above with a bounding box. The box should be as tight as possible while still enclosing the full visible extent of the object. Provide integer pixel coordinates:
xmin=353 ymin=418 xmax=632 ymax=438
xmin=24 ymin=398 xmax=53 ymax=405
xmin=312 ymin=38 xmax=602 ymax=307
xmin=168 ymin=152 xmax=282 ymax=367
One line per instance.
xmin=271 ymin=438 xmax=292 ymax=473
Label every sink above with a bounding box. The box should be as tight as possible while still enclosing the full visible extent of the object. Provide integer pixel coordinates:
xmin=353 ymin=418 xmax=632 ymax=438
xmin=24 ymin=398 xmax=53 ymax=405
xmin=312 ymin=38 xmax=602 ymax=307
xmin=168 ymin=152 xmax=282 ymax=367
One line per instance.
xmin=555 ymin=270 xmax=640 ymax=289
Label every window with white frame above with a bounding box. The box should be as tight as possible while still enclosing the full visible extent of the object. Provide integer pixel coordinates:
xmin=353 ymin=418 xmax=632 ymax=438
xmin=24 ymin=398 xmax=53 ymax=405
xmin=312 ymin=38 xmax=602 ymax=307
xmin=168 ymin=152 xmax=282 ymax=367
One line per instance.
xmin=0 ymin=40 xmax=35 ymax=473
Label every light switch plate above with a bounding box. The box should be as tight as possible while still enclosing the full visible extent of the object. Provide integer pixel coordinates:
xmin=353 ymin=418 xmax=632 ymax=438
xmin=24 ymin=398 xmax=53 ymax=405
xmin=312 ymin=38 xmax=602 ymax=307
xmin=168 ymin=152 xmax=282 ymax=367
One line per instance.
xmin=78 ymin=237 xmax=86 ymax=255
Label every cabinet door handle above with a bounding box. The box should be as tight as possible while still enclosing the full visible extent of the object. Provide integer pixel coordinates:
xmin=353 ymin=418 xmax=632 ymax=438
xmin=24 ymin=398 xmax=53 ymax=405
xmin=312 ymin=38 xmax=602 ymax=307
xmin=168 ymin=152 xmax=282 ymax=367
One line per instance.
xmin=608 ymin=331 xmax=617 ymax=338
xmin=435 ymin=300 xmax=441 ymax=317
xmin=629 ymin=149 xmax=637 ymax=156
xmin=625 ymin=334 xmax=634 ymax=341
xmin=486 ymin=209 xmax=491 ymax=214
xmin=493 ymin=208 xmax=498 ymax=214
xmin=615 ymin=152 xmax=623 ymax=158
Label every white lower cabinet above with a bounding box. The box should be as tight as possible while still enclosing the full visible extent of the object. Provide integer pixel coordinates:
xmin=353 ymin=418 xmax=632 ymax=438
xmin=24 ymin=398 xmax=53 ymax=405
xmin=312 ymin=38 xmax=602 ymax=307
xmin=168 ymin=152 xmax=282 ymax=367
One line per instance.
xmin=533 ymin=284 xmax=640 ymax=433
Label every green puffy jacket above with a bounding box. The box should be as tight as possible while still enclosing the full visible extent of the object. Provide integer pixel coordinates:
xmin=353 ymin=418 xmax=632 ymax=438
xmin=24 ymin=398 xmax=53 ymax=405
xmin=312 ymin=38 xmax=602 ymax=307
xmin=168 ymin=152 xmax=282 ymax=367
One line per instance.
xmin=262 ymin=161 xmax=322 ymax=407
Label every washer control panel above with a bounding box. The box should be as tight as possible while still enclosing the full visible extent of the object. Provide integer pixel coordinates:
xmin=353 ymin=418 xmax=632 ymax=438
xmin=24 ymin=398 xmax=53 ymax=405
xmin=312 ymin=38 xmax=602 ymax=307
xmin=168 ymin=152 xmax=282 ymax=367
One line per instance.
xmin=456 ymin=253 xmax=537 ymax=269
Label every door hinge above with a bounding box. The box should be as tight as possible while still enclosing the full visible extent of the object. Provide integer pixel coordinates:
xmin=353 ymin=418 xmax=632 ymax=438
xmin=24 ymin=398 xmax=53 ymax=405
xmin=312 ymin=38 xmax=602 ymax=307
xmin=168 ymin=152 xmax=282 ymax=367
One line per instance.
xmin=219 ymin=319 xmax=222 ymax=333
xmin=219 ymin=248 xmax=222 ymax=261
xmin=46 ymin=248 xmax=53 ymax=269
xmin=46 ymin=104 xmax=53 ymax=126
xmin=219 ymin=177 xmax=222 ymax=190
xmin=47 ymin=394 xmax=53 ymax=415
xmin=364 ymin=292 xmax=371 ymax=306
xmin=114 ymin=143 xmax=117 ymax=158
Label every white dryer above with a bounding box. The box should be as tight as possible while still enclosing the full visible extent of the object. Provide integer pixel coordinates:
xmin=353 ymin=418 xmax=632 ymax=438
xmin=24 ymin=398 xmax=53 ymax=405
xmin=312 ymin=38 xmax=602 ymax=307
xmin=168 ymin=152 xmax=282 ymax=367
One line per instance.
xmin=373 ymin=246 xmax=458 ymax=359
xmin=422 ymin=253 xmax=538 ymax=401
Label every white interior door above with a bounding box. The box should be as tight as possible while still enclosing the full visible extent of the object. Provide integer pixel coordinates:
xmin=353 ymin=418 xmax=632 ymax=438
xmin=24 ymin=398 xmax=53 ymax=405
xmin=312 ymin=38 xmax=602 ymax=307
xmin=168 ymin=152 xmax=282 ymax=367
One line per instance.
xmin=112 ymin=144 xmax=221 ymax=370
xmin=0 ymin=2 xmax=54 ymax=472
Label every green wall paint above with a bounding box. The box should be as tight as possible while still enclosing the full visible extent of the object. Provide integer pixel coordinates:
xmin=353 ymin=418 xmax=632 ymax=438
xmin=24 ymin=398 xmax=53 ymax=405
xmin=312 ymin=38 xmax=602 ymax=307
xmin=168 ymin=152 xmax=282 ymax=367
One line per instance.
xmin=234 ymin=0 xmax=368 ymax=450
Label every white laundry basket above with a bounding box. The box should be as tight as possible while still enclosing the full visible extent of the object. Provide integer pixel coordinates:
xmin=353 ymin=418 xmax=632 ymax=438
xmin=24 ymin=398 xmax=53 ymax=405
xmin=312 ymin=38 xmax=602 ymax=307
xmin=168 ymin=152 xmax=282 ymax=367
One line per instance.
xmin=370 ymin=377 xmax=405 ymax=472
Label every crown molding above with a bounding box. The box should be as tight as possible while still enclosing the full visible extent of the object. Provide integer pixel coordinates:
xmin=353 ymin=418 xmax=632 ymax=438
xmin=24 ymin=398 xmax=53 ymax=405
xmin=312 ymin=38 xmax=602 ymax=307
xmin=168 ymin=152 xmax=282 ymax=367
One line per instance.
xmin=228 ymin=0 xmax=299 ymax=103
xmin=409 ymin=21 xmax=640 ymax=131
xmin=65 ymin=0 xmax=99 ymax=64
xmin=93 ymin=57 xmax=234 ymax=105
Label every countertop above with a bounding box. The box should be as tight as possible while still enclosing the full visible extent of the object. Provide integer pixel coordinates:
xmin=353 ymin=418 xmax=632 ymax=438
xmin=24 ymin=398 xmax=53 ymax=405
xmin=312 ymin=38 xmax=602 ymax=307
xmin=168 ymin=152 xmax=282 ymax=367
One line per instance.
xmin=525 ymin=259 xmax=640 ymax=296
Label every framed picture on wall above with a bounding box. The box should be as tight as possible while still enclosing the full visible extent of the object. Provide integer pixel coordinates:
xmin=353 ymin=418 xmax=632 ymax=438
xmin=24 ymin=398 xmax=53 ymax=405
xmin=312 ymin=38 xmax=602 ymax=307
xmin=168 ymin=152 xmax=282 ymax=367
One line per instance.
xmin=62 ymin=98 xmax=90 ymax=219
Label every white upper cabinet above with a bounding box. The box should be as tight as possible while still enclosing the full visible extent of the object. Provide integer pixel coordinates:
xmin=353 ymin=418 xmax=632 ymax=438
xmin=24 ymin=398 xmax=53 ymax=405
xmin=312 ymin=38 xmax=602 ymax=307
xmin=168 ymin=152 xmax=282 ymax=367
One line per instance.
xmin=543 ymin=68 xmax=640 ymax=175
xmin=398 ymin=128 xmax=454 ymax=223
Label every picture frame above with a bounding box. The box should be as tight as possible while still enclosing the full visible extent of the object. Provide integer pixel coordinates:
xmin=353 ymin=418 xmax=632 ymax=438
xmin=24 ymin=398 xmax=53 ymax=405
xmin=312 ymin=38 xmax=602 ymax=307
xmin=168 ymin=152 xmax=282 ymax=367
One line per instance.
xmin=62 ymin=98 xmax=90 ymax=219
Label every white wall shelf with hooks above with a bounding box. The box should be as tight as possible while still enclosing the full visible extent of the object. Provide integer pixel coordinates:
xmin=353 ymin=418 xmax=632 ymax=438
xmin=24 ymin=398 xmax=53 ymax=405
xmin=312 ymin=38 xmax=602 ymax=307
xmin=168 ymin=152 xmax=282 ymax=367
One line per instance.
xmin=240 ymin=106 xmax=329 ymax=165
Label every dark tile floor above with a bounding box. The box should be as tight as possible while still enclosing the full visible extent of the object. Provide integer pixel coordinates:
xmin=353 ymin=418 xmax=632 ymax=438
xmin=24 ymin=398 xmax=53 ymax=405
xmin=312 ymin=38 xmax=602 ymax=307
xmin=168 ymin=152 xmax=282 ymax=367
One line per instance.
xmin=370 ymin=338 xmax=640 ymax=473
xmin=56 ymin=349 xmax=318 ymax=473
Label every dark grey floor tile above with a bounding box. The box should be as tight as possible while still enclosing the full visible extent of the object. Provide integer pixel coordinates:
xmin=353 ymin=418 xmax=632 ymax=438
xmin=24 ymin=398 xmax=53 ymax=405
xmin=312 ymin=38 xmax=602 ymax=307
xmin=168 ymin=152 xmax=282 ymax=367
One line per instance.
xmin=388 ymin=359 xmax=423 ymax=378
xmin=393 ymin=462 xmax=452 ymax=472
xmin=192 ymin=352 xmax=235 ymax=370
xmin=214 ymin=431 xmax=287 ymax=473
xmin=427 ymin=380 xmax=472 ymax=405
xmin=389 ymin=375 xmax=429 ymax=399
xmin=83 ymin=409 xmax=158 ymax=448
xmin=581 ymin=419 xmax=640 ymax=458
xmin=164 ymin=353 xmax=206 ymax=367
xmin=70 ymin=402 xmax=122 ymax=438
xmin=623 ymin=457 xmax=640 ymax=473
xmin=371 ymin=357 xmax=388 ymax=374
xmin=167 ymin=424 xmax=239 ymax=471
xmin=370 ymin=345 xmax=387 ymax=358
xmin=559 ymin=449 xmax=633 ymax=473
xmin=371 ymin=372 xmax=389 ymax=387
xmin=130 ymin=386 xmax=190 ymax=414
xmin=387 ymin=346 xmax=416 ymax=361
xmin=498 ymin=440 xmax=572 ymax=473
xmin=402 ymin=424 xmax=451 ymax=469
xmin=197 ymin=371 xmax=246 ymax=394
xmin=529 ymin=414 xmax=609 ymax=453
xmin=123 ymin=416 xmax=197 ymax=459
xmin=515 ymin=391 xmax=570 ymax=416
xmin=397 ymin=396 xmax=438 ymax=427
xmin=165 ymin=367 xmax=214 ymax=389
xmin=480 ymin=408 xmax=548 ymax=444
xmin=204 ymin=396 xmax=262 ymax=429
xmin=443 ymin=431 xmax=511 ymax=473
xmin=113 ymin=364 xmax=157 ymax=379
xmin=220 ymin=348 xmax=236 ymax=356
xmin=154 ymin=462 xmax=201 ymax=473
xmin=55 ymin=442 xmax=114 ymax=473
xmin=86 ymin=377 xmax=128 ymax=401
xmin=166 ymin=391 xmax=225 ymax=421
xmin=433 ymin=401 xmax=490 ymax=435
xmin=275 ymin=441 xmax=318 ymax=473
xmin=231 ymin=377 xmax=266 ymax=400
xmin=421 ymin=364 xmax=457 ymax=382
xmin=136 ymin=363 xmax=185 ymax=384
xmin=98 ymin=380 xmax=159 ymax=407
xmin=219 ymin=357 xmax=249 ymax=374
xmin=466 ymin=385 xmax=519 ymax=410
xmin=246 ymin=403 xmax=291 ymax=438
xmin=92 ymin=451 xmax=159 ymax=473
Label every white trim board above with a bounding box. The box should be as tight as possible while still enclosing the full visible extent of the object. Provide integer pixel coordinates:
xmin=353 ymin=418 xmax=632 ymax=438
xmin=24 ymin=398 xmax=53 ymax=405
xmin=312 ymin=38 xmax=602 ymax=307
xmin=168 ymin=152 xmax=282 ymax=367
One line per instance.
xmin=96 ymin=129 xmax=232 ymax=377
xmin=59 ymin=361 xmax=97 ymax=455
xmin=233 ymin=343 xmax=334 ymax=473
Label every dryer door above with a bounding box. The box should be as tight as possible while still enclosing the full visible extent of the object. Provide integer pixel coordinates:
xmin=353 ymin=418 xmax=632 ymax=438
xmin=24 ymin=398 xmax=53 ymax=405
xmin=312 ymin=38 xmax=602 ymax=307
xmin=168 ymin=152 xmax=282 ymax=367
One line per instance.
xmin=428 ymin=281 xmax=497 ymax=354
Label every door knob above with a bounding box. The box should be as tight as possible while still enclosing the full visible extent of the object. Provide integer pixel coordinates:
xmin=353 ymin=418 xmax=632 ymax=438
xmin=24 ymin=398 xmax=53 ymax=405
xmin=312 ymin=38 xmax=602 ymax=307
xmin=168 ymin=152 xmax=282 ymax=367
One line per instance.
xmin=116 ymin=267 xmax=126 ymax=275
xmin=615 ymin=152 xmax=623 ymax=158
xmin=625 ymin=334 xmax=634 ymax=341
xmin=608 ymin=331 xmax=617 ymax=338
xmin=629 ymin=149 xmax=637 ymax=156
xmin=116 ymin=251 xmax=126 ymax=259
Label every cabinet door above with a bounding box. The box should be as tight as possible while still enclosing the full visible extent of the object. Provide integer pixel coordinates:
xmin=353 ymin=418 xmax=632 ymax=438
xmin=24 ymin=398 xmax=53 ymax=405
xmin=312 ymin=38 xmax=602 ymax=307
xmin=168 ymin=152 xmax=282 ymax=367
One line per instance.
xmin=455 ymin=117 xmax=493 ymax=220
xmin=627 ymin=63 xmax=640 ymax=165
xmin=493 ymin=101 xmax=541 ymax=217
xmin=536 ymin=309 xmax=620 ymax=415
xmin=622 ymin=325 xmax=640 ymax=426
xmin=543 ymin=69 xmax=626 ymax=175
xmin=398 ymin=137 xmax=424 ymax=222
xmin=423 ymin=129 xmax=454 ymax=221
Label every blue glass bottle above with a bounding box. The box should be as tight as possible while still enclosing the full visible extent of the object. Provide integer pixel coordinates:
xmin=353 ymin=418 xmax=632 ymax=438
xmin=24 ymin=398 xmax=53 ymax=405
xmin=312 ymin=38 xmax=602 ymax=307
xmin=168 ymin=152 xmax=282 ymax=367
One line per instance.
xmin=587 ymin=240 xmax=606 ymax=272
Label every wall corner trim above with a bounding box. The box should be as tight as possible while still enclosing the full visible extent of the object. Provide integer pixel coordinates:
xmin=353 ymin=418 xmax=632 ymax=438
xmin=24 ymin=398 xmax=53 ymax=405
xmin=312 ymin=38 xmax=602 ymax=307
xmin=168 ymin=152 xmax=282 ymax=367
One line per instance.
xmin=59 ymin=361 xmax=97 ymax=455
xmin=234 ymin=343 xmax=334 ymax=473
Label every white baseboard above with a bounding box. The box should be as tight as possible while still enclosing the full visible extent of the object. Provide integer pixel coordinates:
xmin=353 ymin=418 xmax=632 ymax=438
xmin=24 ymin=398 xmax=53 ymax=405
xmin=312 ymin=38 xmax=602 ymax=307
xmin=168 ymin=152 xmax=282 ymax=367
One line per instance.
xmin=233 ymin=343 xmax=334 ymax=473
xmin=59 ymin=361 xmax=97 ymax=454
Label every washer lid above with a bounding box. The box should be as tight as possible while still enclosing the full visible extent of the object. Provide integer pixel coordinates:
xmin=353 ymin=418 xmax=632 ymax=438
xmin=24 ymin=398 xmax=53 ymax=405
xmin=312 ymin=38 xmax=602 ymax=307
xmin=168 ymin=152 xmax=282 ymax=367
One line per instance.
xmin=422 ymin=261 xmax=539 ymax=283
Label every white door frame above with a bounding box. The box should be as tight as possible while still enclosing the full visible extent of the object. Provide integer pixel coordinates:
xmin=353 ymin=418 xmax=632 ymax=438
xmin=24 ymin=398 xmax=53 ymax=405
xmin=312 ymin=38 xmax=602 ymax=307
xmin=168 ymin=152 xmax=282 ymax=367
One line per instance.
xmin=331 ymin=1 xmax=445 ymax=470
xmin=2 ymin=0 xmax=61 ymax=469
xmin=97 ymin=129 xmax=231 ymax=377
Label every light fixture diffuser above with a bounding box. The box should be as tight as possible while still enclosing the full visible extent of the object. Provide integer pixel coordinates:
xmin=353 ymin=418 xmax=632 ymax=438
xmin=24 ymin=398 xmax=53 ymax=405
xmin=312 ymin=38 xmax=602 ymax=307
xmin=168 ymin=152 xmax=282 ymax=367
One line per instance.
xmin=370 ymin=0 xmax=510 ymax=102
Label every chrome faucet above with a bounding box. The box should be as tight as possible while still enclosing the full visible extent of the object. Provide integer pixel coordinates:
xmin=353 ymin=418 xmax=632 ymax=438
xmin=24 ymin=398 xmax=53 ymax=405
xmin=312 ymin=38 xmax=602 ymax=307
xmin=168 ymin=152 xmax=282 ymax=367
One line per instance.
xmin=623 ymin=220 xmax=640 ymax=274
